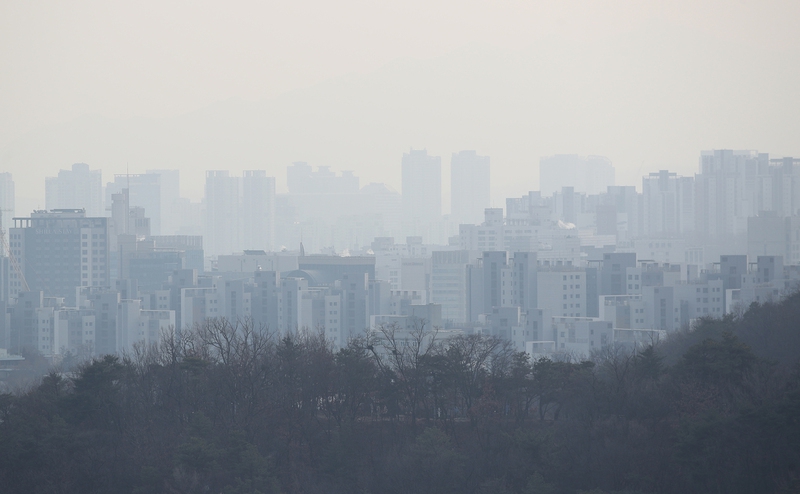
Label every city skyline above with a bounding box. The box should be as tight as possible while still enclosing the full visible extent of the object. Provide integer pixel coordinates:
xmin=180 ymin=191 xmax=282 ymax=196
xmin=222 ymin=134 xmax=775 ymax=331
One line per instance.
xmin=2 ymin=147 xmax=798 ymax=349
xmin=3 ymin=3 xmax=800 ymax=491
xmin=7 ymin=148 xmax=800 ymax=220
xmin=2 ymin=0 xmax=799 ymax=410
xmin=3 ymin=2 xmax=799 ymax=209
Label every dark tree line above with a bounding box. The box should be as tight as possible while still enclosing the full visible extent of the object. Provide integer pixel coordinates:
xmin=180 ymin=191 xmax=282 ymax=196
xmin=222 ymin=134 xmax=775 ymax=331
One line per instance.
xmin=2 ymin=293 xmax=800 ymax=493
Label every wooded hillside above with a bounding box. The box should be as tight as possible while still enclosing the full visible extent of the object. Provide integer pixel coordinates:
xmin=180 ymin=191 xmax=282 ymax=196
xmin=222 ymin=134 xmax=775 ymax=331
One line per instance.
xmin=2 ymin=294 xmax=800 ymax=493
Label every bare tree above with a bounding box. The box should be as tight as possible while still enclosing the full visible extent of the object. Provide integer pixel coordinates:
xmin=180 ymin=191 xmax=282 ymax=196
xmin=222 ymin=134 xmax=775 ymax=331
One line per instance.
xmin=366 ymin=319 xmax=438 ymax=424
xmin=440 ymin=334 xmax=503 ymax=420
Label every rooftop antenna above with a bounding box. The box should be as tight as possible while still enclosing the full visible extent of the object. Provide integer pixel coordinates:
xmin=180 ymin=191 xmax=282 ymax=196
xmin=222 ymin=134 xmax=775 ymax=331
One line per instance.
xmin=299 ymin=228 xmax=305 ymax=257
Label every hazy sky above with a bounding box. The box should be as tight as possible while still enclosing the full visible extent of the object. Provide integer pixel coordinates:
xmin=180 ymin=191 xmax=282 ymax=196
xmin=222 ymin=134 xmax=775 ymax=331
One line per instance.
xmin=2 ymin=0 xmax=799 ymax=206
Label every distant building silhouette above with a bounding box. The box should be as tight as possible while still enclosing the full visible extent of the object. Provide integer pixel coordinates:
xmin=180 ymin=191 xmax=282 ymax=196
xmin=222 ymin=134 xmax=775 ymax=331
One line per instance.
xmin=204 ymin=171 xmax=240 ymax=257
xmin=45 ymin=163 xmax=103 ymax=216
xmin=695 ymin=150 xmax=765 ymax=240
xmin=106 ymin=173 xmax=163 ymax=234
xmin=242 ymin=171 xmax=276 ymax=252
xmin=203 ymin=170 xmax=277 ymax=257
xmin=0 ymin=173 xmax=14 ymax=254
xmin=146 ymin=169 xmax=181 ymax=235
xmin=287 ymin=162 xmax=359 ymax=194
xmin=451 ymin=150 xmax=490 ymax=225
xmin=539 ymin=154 xmax=614 ymax=197
xmin=642 ymin=170 xmax=695 ymax=237
xmin=401 ymin=149 xmax=442 ymax=240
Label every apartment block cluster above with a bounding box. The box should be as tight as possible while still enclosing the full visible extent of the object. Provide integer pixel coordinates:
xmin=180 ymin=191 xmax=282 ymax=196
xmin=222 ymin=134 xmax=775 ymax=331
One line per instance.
xmin=0 ymin=148 xmax=799 ymax=361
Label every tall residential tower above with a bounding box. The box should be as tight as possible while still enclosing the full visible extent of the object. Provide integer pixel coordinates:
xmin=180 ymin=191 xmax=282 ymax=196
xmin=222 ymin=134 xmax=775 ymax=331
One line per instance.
xmin=45 ymin=163 xmax=103 ymax=217
xmin=451 ymin=150 xmax=490 ymax=226
xmin=10 ymin=209 xmax=110 ymax=304
xmin=401 ymin=149 xmax=442 ymax=240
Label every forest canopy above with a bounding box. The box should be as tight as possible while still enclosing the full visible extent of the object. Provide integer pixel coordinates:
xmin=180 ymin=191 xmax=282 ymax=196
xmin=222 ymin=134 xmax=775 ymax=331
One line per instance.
xmin=1 ymin=293 xmax=800 ymax=494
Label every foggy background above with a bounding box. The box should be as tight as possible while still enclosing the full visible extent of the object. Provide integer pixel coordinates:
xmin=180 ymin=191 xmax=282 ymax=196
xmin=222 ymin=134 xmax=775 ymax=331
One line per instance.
xmin=2 ymin=0 xmax=799 ymax=212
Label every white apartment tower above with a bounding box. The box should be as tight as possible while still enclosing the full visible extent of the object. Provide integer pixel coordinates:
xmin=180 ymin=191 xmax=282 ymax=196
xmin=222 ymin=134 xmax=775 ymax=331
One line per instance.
xmin=106 ymin=174 xmax=162 ymax=234
xmin=204 ymin=171 xmax=277 ymax=257
xmin=401 ymin=149 xmax=442 ymax=235
xmin=642 ymin=170 xmax=695 ymax=237
xmin=45 ymin=163 xmax=103 ymax=217
xmin=695 ymin=150 xmax=765 ymax=239
xmin=451 ymin=150 xmax=490 ymax=226
xmin=241 ymin=171 xmax=276 ymax=252
xmin=204 ymin=171 xmax=241 ymax=257
xmin=539 ymin=155 xmax=615 ymax=197
xmin=147 ymin=169 xmax=182 ymax=235
xmin=0 ymin=173 xmax=14 ymax=255
xmin=431 ymin=250 xmax=475 ymax=324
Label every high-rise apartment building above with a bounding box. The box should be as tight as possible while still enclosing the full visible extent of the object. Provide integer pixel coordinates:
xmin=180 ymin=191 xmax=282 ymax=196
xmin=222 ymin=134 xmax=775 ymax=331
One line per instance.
xmin=241 ymin=171 xmax=276 ymax=252
xmin=539 ymin=155 xmax=614 ymax=197
xmin=45 ymin=163 xmax=103 ymax=217
xmin=695 ymin=150 xmax=765 ymax=239
xmin=747 ymin=214 xmax=800 ymax=263
xmin=430 ymin=250 xmax=476 ymax=324
xmin=0 ymin=173 xmax=14 ymax=255
xmin=281 ymin=162 xmax=397 ymax=252
xmin=106 ymin=174 xmax=162 ymax=234
xmin=204 ymin=171 xmax=241 ymax=257
xmin=147 ymin=169 xmax=181 ymax=235
xmin=204 ymin=171 xmax=277 ymax=257
xmin=401 ymin=149 xmax=442 ymax=225
xmin=552 ymin=186 xmax=581 ymax=225
xmin=600 ymin=252 xmax=637 ymax=296
xmin=451 ymin=150 xmax=490 ymax=225
xmin=481 ymin=251 xmax=507 ymax=313
xmin=10 ymin=209 xmax=110 ymax=305
xmin=642 ymin=170 xmax=695 ymax=237
xmin=287 ymin=162 xmax=359 ymax=194
xmin=604 ymin=186 xmax=642 ymax=240
xmin=532 ymin=267 xmax=588 ymax=319
xmin=106 ymin=170 xmax=181 ymax=236
xmin=763 ymin=157 xmax=800 ymax=217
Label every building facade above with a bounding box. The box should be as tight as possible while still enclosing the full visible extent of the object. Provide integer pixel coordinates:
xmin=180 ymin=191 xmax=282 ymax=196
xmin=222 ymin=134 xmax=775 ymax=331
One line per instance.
xmin=10 ymin=209 xmax=110 ymax=305
xmin=451 ymin=150 xmax=490 ymax=226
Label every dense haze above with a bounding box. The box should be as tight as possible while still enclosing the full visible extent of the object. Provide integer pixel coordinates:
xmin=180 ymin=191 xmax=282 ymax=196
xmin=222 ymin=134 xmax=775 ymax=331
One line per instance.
xmin=2 ymin=0 xmax=799 ymax=208
xmin=3 ymin=3 xmax=800 ymax=493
